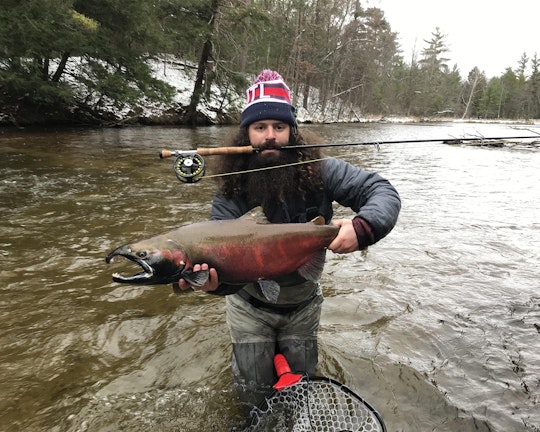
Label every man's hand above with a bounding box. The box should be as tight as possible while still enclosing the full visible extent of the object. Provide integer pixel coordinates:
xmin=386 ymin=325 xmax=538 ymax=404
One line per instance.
xmin=328 ymin=219 xmax=359 ymax=254
xmin=177 ymin=263 xmax=219 ymax=292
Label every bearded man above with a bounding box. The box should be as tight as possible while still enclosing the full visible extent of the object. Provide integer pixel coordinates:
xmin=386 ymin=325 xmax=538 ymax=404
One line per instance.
xmin=178 ymin=70 xmax=401 ymax=404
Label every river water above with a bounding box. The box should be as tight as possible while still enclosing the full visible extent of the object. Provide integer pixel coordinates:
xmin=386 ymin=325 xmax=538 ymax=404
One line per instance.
xmin=1 ymin=122 xmax=539 ymax=432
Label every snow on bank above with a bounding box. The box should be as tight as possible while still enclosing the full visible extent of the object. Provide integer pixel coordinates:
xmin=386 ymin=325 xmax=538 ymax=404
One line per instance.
xmin=149 ymin=59 xmax=540 ymax=125
xmin=3 ymin=55 xmax=374 ymax=125
xmin=147 ymin=58 xmax=243 ymax=123
xmin=146 ymin=57 xmax=408 ymax=125
xmin=5 ymin=55 xmax=539 ymax=126
xmin=146 ymin=58 xmax=367 ymax=124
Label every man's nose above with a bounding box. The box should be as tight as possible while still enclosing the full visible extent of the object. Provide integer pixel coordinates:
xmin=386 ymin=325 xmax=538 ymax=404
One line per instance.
xmin=264 ymin=127 xmax=277 ymax=140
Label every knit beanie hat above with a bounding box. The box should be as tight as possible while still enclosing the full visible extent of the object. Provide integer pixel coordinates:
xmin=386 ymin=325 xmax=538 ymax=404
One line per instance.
xmin=240 ymin=70 xmax=297 ymax=128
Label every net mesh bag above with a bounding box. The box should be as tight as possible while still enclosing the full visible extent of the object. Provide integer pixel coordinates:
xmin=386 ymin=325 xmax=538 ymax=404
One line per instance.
xmin=244 ymin=376 xmax=386 ymax=432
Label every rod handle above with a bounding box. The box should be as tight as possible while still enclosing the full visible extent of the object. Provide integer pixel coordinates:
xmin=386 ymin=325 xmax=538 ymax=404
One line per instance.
xmin=196 ymin=146 xmax=254 ymax=156
xmin=160 ymin=149 xmax=174 ymax=159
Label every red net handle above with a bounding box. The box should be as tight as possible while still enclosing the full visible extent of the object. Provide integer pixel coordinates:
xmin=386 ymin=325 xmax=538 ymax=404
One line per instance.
xmin=273 ymin=354 xmax=303 ymax=391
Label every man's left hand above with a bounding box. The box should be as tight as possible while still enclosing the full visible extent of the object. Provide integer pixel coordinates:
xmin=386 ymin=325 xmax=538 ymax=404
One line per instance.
xmin=328 ymin=219 xmax=359 ymax=254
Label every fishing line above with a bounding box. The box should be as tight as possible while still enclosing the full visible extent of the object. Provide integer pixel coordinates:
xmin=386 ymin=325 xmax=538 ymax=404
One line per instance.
xmin=202 ymin=156 xmax=332 ymax=180
xmin=203 ymin=143 xmax=412 ymax=180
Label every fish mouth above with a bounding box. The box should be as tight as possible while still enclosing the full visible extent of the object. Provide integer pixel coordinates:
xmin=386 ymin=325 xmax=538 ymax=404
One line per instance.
xmin=105 ymin=251 xmax=155 ymax=283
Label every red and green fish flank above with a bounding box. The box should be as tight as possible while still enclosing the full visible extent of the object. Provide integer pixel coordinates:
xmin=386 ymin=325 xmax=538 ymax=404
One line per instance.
xmin=105 ymin=207 xmax=339 ymax=302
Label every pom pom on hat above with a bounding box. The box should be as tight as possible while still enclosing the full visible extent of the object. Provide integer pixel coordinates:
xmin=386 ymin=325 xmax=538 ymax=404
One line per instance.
xmin=240 ymin=69 xmax=297 ymax=128
xmin=253 ymin=69 xmax=284 ymax=84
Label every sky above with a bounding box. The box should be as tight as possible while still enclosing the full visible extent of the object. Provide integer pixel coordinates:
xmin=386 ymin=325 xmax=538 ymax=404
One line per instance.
xmin=367 ymin=0 xmax=539 ymax=78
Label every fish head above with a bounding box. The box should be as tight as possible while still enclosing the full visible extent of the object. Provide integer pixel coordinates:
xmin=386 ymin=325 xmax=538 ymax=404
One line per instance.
xmin=105 ymin=239 xmax=188 ymax=285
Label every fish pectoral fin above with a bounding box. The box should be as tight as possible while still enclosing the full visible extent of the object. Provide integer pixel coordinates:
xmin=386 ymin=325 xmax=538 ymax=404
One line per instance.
xmin=258 ymin=280 xmax=281 ymax=303
xmin=298 ymin=250 xmax=327 ymax=282
xmin=182 ymin=269 xmax=210 ymax=287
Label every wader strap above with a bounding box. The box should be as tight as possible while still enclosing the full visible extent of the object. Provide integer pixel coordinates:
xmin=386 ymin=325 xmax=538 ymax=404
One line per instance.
xmin=236 ymin=289 xmax=316 ymax=315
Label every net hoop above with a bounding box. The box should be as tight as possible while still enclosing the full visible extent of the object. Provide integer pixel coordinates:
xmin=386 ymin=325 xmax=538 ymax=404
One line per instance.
xmin=244 ymin=375 xmax=386 ymax=432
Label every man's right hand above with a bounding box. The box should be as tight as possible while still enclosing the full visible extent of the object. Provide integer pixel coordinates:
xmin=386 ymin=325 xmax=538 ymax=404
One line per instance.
xmin=176 ymin=263 xmax=220 ymax=292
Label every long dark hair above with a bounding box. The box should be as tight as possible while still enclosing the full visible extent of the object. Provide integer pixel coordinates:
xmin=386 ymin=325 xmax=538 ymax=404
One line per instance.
xmin=216 ymin=128 xmax=325 ymax=203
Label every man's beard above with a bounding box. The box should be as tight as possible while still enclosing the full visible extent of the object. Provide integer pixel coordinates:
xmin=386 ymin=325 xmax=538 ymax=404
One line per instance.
xmin=245 ymin=148 xmax=300 ymax=214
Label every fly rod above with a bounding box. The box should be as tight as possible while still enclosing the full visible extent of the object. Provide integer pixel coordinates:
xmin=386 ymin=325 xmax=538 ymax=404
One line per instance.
xmin=160 ymin=134 xmax=540 ymax=183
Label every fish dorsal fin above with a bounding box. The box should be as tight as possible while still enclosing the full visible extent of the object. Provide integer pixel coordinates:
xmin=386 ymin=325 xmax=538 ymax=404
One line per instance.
xmin=310 ymin=216 xmax=326 ymax=225
xmin=241 ymin=206 xmax=270 ymax=224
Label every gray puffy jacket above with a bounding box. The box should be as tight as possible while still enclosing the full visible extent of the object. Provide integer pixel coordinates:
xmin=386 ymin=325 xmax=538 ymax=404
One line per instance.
xmin=210 ymin=157 xmax=401 ymax=303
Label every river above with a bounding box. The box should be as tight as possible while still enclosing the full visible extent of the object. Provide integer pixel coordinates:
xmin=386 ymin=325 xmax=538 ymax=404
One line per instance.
xmin=1 ymin=122 xmax=539 ymax=432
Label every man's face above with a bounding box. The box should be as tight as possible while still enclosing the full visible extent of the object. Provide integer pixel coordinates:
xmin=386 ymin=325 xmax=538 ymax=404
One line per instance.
xmin=244 ymin=119 xmax=297 ymax=209
xmin=248 ymin=120 xmax=291 ymax=160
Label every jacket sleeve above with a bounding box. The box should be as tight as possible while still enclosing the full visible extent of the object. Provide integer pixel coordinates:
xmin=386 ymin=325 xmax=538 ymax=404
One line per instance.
xmin=209 ymin=193 xmax=247 ymax=220
xmin=322 ymin=157 xmax=401 ymax=242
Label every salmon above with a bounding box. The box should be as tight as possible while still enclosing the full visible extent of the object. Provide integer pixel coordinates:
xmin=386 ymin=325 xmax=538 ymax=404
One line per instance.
xmin=105 ymin=207 xmax=339 ymax=302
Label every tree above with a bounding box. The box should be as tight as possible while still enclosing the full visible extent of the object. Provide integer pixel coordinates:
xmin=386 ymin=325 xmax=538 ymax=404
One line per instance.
xmin=461 ymin=67 xmax=485 ymax=119
xmin=516 ymin=52 xmax=529 ymax=77
xmin=73 ymin=0 xmax=176 ymax=112
xmin=415 ymin=28 xmax=456 ymax=116
xmin=0 ymin=0 xmax=93 ymax=123
xmin=477 ymin=77 xmax=504 ymax=118
xmin=0 ymin=0 xmax=176 ymax=125
xmin=527 ymin=54 xmax=540 ymax=118
xmin=185 ymin=0 xmax=219 ymax=125
xmin=418 ymin=28 xmax=450 ymax=75
xmin=2 ymin=0 xmax=538 ymax=126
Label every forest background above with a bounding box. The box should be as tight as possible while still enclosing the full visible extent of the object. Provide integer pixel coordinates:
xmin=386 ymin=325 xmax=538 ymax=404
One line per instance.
xmin=1 ymin=0 xmax=539 ymax=127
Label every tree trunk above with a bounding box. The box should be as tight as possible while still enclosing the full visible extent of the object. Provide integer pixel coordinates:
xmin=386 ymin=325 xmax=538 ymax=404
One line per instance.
xmin=186 ymin=39 xmax=213 ymax=125
xmin=186 ymin=0 xmax=219 ymax=125
xmin=51 ymin=52 xmax=70 ymax=82
xmin=462 ymin=69 xmax=480 ymax=119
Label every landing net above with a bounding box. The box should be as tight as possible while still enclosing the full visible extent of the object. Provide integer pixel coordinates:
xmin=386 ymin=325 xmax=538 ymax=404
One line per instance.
xmin=244 ymin=376 xmax=386 ymax=432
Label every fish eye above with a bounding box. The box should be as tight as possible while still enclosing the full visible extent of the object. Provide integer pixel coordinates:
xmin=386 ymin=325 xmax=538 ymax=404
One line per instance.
xmin=136 ymin=250 xmax=148 ymax=258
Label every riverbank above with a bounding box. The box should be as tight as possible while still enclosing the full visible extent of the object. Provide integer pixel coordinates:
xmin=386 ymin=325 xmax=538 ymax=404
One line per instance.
xmin=2 ymin=57 xmax=539 ymax=129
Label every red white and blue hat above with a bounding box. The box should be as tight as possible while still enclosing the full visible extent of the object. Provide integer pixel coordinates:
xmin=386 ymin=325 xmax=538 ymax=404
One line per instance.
xmin=240 ymin=70 xmax=297 ymax=128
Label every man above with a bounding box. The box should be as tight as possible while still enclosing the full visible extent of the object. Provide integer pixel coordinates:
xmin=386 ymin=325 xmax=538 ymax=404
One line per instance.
xmin=178 ymin=70 xmax=401 ymax=403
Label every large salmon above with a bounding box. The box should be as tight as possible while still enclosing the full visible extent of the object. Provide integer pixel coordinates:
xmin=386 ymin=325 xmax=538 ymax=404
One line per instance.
xmin=105 ymin=207 xmax=339 ymax=302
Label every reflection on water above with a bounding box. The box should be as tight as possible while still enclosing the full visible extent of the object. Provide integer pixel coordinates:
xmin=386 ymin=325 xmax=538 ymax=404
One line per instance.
xmin=1 ymin=123 xmax=539 ymax=431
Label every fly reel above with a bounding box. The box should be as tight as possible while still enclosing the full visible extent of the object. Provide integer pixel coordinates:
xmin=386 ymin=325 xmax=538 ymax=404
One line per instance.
xmin=173 ymin=154 xmax=205 ymax=183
